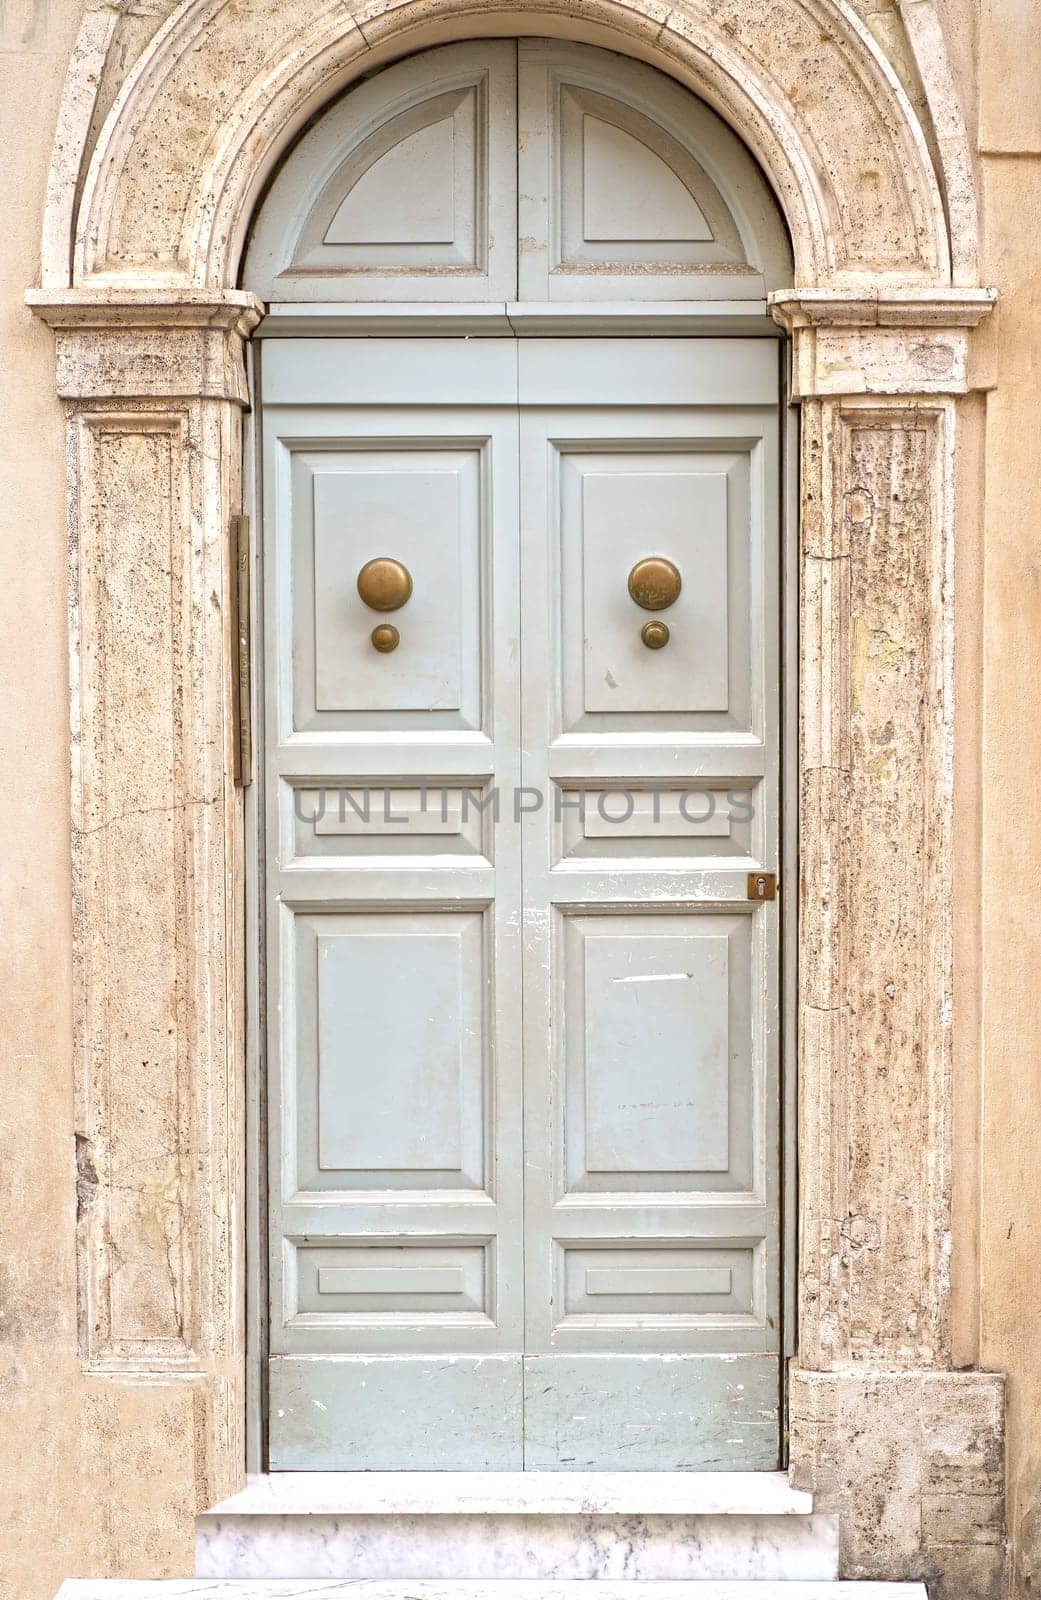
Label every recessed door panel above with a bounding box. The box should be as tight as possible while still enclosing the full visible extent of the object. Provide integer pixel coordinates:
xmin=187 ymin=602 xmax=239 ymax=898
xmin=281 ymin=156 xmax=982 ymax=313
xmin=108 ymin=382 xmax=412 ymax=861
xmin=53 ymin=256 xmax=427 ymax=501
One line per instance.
xmin=296 ymin=447 xmax=483 ymax=730
xmin=516 ymin=39 xmax=792 ymax=302
xmin=564 ymin=457 xmax=732 ymax=719
xmin=291 ymin=910 xmax=487 ymax=1190
xmin=245 ymin=42 xmax=519 ymax=303
xmin=288 ymin=1242 xmax=492 ymax=1325
xmin=560 ymin=909 xmax=755 ymax=1197
xmin=561 ymin=1247 xmax=754 ymax=1320
xmin=555 ymin=782 xmax=758 ymax=861
xmin=568 ymin=915 xmax=749 ymax=1186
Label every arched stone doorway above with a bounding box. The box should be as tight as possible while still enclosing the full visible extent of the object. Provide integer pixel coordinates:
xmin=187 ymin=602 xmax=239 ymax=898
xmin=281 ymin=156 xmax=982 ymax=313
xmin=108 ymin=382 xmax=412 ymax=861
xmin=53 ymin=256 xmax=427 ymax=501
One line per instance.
xmin=28 ymin=0 xmax=1002 ymax=1591
xmin=245 ymin=34 xmax=794 ymax=1474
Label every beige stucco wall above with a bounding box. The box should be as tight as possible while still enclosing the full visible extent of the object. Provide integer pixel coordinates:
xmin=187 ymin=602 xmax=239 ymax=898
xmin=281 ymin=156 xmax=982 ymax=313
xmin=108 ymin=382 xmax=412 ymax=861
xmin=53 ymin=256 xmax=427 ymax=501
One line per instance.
xmin=0 ymin=2 xmax=1040 ymax=1598
xmin=976 ymin=4 xmax=1041 ymax=1592
xmin=0 ymin=4 xmax=200 ymax=1595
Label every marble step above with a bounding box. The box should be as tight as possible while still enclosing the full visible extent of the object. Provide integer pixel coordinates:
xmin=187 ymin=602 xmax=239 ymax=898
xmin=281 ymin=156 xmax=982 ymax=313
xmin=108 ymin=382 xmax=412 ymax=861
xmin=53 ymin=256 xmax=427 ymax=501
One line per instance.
xmin=195 ymin=1475 xmax=840 ymax=1583
xmin=57 ymin=1582 xmax=929 ymax=1600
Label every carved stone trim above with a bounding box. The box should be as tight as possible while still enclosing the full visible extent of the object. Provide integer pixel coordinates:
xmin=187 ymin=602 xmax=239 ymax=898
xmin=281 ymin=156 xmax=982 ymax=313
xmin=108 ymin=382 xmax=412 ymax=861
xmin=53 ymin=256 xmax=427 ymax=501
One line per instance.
xmin=770 ymin=290 xmax=996 ymax=396
xmin=64 ymin=380 xmax=245 ymax=1391
xmin=31 ymin=299 xmax=252 ymax=1507
xmin=53 ymin=0 xmax=953 ymax=292
xmin=71 ymin=405 xmax=198 ymax=1372
xmin=796 ymin=394 xmax=959 ymax=1370
xmin=26 ymin=291 xmax=263 ymax=402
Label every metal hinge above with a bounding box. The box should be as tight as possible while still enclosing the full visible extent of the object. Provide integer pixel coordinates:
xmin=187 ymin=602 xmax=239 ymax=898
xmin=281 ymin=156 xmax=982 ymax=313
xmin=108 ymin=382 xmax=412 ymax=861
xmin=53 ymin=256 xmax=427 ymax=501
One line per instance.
xmin=231 ymin=513 xmax=252 ymax=786
xmin=747 ymin=871 xmax=777 ymax=901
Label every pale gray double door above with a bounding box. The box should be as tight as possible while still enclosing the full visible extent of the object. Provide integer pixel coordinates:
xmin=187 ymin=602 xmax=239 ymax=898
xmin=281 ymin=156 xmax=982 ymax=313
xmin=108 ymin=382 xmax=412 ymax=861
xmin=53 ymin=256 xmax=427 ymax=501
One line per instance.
xmin=262 ymin=334 xmax=782 ymax=1470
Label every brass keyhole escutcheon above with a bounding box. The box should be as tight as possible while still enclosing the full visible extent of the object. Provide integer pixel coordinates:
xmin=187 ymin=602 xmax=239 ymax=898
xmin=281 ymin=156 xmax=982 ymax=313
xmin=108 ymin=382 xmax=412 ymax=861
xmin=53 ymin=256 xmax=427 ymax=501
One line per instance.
xmin=641 ymin=620 xmax=670 ymax=650
xmin=370 ymin=624 xmax=400 ymax=653
xmin=357 ymin=557 xmax=413 ymax=613
xmin=627 ymin=556 xmax=682 ymax=612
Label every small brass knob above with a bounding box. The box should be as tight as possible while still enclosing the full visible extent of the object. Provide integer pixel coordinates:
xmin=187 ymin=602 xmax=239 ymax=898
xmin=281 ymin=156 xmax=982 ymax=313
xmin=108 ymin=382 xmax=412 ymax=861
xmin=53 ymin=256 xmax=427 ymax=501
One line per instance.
xmin=371 ymin=624 xmax=400 ymax=653
xmin=357 ymin=557 xmax=413 ymax=612
xmin=641 ymin=620 xmax=670 ymax=650
xmin=628 ymin=556 xmax=682 ymax=612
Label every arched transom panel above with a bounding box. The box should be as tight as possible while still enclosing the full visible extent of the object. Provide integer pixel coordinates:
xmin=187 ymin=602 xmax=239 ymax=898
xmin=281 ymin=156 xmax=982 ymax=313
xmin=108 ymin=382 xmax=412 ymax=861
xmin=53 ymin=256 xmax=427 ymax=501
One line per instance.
xmin=54 ymin=0 xmax=962 ymax=294
xmin=243 ymin=39 xmax=792 ymax=302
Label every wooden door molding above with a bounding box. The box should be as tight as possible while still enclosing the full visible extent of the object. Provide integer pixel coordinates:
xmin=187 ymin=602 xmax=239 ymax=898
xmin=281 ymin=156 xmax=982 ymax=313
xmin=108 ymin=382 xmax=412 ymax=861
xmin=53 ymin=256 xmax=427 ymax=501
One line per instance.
xmin=28 ymin=2 xmax=1003 ymax=1592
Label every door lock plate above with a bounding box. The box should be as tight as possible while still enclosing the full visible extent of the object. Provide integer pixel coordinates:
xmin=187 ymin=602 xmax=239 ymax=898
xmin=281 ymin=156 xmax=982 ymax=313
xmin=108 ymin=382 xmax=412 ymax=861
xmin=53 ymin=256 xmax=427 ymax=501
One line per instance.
xmin=747 ymin=871 xmax=777 ymax=901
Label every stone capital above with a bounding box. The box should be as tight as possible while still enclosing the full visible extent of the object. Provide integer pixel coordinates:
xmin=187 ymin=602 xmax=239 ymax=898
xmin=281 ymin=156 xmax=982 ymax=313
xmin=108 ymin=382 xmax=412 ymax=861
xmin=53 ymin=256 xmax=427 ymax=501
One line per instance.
xmin=769 ymin=288 xmax=996 ymax=398
xmin=25 ymin=288 xmax=265 ymax=404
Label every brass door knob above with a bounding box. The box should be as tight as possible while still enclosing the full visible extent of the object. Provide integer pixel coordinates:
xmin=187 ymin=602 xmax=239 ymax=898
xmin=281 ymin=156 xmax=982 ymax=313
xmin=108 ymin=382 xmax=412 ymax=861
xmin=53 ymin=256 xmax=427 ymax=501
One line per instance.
xmin=641 ymin=620 xmax=670 ymax=649
xmin=370 ymin=624 xmax=400 ymax=653
xmin=628 ymin=556 xmax=682 ymax=611
xmin=357 ymin=557 xmax=413 ymax=612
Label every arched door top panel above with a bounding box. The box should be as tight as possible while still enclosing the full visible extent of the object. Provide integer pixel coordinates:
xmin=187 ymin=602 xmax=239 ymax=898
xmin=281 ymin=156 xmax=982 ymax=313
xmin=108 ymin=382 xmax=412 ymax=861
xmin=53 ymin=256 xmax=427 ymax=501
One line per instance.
xmin=243 ymin=39 xmax=793 ymax=303
xmin=245 ymin=43 xmax=519 ymax=304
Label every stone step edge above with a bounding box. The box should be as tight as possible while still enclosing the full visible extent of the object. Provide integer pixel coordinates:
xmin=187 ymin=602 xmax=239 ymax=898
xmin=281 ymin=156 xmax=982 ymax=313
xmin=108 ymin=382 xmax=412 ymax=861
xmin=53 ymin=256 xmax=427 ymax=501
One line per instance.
xmin=197 ymin=1472 xmax=815 ymax=1521
xmin=56 ymin=1581 xmax=929 ymax=1599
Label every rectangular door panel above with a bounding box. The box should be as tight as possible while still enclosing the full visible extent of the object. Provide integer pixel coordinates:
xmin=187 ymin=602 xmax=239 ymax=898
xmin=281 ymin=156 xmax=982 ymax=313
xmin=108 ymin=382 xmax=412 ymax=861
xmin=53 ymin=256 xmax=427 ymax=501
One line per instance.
xmin=311 ymin=454 xmax=476 ymax=719
xmin=294 ymin=445 xmax=483 ymax=732
xmin=295 ymin=783 xmax=491 ymax=858
xmin=262 ymin=337 xmax=519 ymax=406
xmin=269 ymin=1355 xmax=523 ymax=1470
xmin=565 ymin=913 xmax=752 ymax=1190
xmin=577 ymin=465 xmax=729 ymax=715
xmin=517 ymin=338 xmax=778 ymax=407
xmin=555 ymin=782 xmax=758 ymax=861
xmin=291 ymin=1242 xmax=492 ymax=1320
xmin=291 ymin=910 xmax=487 ymax=1190
xmin=557 ymin=441 xmax=752 ymax=735
xmin=560 ymin=1245 xmax=753 ymax=1318
xmin=521 ymin=1354 xmax=779 ymax=1470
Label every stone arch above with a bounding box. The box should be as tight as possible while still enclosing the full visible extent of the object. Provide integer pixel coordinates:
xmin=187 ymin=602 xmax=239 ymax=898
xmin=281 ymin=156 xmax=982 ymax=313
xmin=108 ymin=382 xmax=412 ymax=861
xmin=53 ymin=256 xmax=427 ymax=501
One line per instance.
xmin=41 ymin=0 xmax=970 ymax=295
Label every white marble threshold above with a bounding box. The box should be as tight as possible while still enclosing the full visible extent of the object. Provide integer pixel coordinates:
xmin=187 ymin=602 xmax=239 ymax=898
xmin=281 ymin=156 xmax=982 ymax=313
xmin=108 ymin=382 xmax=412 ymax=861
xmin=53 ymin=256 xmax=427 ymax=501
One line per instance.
xmin=200 ymin=1474 xmax=813 ymax=1520
xmin=57 ymin=1583 xmax=929 ymax=1600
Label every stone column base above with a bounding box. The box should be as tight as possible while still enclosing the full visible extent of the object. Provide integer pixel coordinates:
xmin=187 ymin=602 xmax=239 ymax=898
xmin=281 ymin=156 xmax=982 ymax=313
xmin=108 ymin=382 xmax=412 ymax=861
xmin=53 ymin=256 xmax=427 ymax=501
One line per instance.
xmin=788 ymin=1365 xmax=1005 ymax=1600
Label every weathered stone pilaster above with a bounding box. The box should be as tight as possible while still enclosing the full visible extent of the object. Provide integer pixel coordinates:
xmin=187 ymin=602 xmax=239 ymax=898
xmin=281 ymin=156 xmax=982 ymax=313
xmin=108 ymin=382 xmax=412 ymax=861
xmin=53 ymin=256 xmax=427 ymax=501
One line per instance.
xmin=27 ymin=289 xmax=262 ymax=1511
xmin=772 ymin=291 xmax=1004 ymax=1600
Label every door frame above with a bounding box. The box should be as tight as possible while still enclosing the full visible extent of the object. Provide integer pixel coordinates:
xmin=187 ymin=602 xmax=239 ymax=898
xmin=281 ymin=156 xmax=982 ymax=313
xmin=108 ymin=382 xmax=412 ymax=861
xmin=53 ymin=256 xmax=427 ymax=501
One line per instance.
xmin=241 ymin=315 xmax=800 ymax=1473
xmin=30 ymin=0 xmax=1005 ymax=1578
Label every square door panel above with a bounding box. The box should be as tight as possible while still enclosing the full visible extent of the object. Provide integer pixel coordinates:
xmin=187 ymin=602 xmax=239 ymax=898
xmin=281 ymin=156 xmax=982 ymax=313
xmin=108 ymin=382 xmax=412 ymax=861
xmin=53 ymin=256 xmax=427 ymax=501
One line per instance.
xmin=562 ymin=913 xmax=754 ymax=1193
xmin=292 ymin=446 xmax=484 ymax=731
xmin=290 ymin=911 xmax=488 ymax=1191
xmin=558 ymin=449 xmax=752 ymax=733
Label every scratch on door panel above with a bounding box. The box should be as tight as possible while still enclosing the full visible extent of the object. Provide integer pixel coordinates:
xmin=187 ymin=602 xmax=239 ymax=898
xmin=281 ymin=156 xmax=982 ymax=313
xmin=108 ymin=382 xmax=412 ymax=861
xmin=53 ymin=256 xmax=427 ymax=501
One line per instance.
xmin=612 ymin=971 xmax=693 ymax=983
